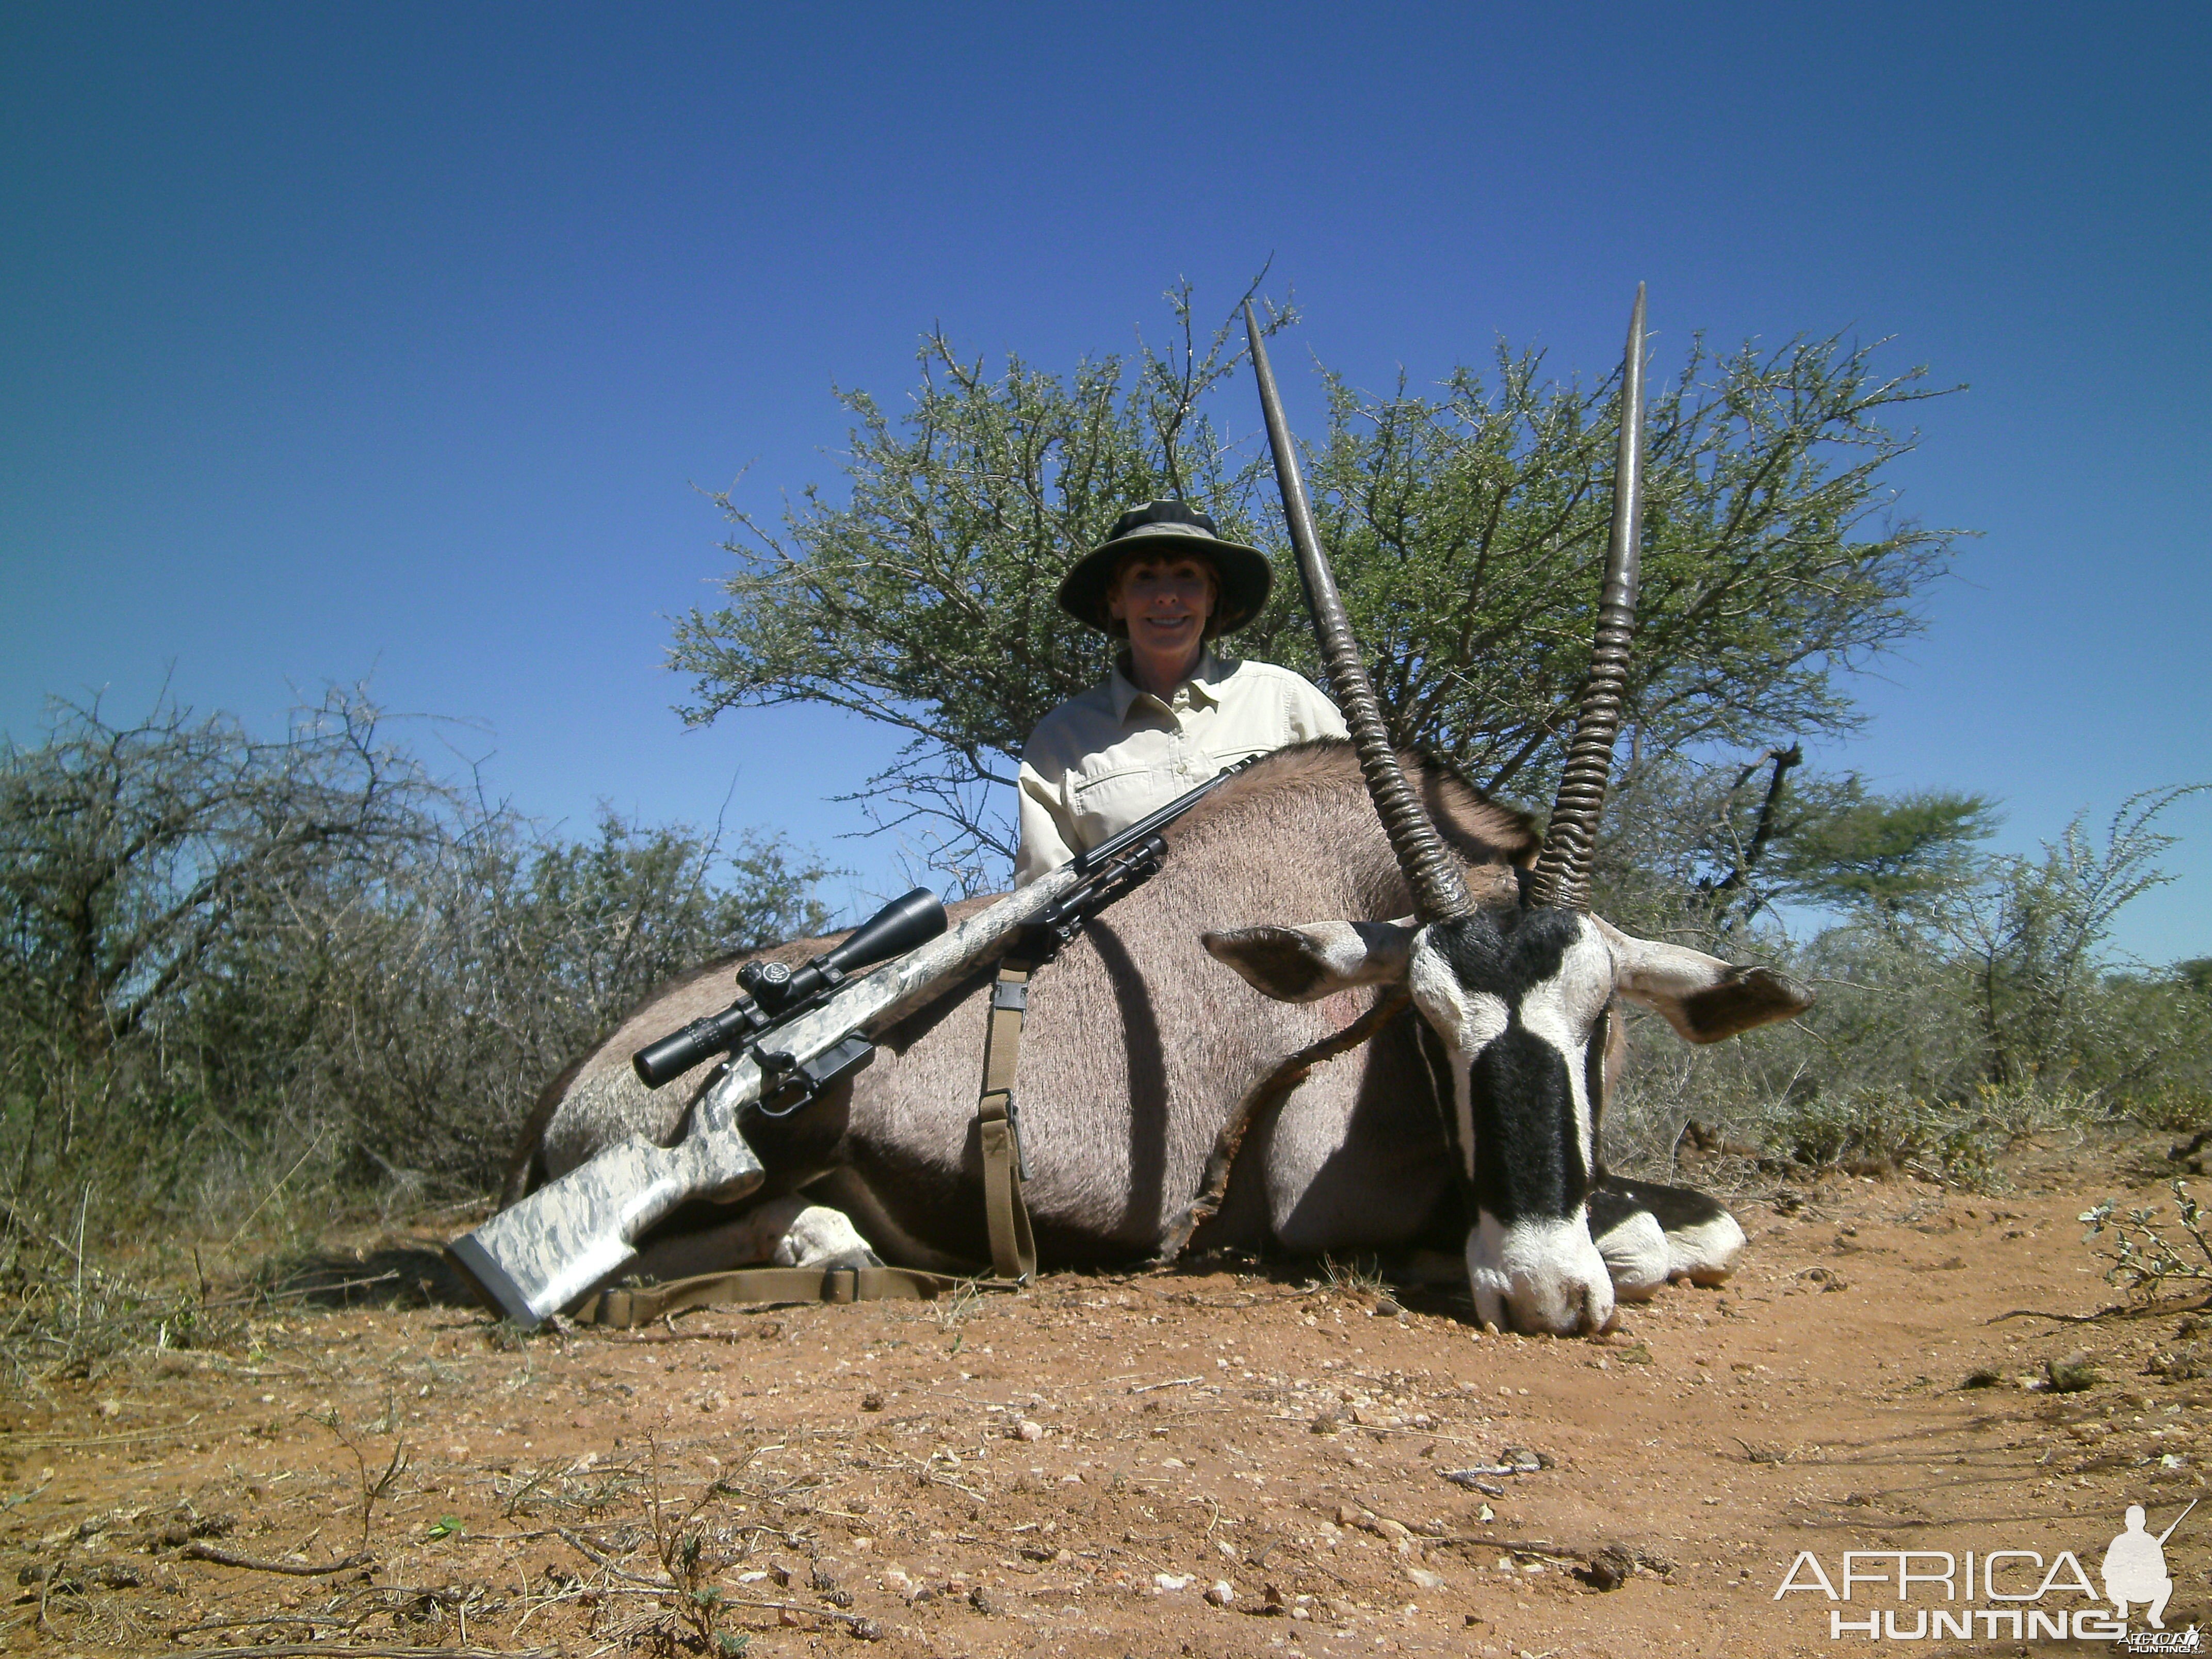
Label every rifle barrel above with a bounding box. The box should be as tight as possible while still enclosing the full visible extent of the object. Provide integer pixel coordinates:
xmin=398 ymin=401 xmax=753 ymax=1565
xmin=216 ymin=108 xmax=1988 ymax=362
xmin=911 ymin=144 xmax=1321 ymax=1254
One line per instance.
xmin=1076 ymin=755 xmax=1258 ymax=872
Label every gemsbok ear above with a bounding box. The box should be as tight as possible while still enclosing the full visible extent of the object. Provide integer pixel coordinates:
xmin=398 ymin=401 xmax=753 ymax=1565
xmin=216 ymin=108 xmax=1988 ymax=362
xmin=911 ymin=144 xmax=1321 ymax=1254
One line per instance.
xmin=1201 ymin=920 xmax=1416 ymax=1004
xmin=1591 ymin=917 xmax=1813 ymax=1043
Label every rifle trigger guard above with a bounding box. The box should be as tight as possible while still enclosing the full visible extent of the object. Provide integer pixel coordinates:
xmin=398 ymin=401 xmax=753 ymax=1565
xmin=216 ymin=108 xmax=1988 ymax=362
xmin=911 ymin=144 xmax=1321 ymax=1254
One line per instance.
xmin=750 ymin=1032 xmax=876 ymax=1118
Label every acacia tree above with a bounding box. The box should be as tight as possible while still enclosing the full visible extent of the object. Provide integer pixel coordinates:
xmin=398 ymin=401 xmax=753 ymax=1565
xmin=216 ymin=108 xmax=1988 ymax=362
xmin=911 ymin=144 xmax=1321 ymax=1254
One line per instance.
xmin=670 ymin=286 xmax=1962 ymax=888
xmin=669 ymin=283 xmax=1288 ymax=891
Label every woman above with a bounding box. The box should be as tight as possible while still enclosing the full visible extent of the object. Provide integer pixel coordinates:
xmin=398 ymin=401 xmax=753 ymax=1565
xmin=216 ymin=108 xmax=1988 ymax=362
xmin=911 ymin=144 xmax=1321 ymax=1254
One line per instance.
xmin=1015 ymin=499 xmax=1346 ymax=884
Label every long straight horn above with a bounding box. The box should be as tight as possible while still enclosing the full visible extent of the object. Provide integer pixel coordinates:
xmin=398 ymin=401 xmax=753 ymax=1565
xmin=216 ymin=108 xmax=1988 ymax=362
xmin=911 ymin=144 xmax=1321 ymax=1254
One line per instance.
xmin=1244 ymin=302 xmax=1474 ymax=921
xmin=1530 ymin=284 xmax=1647 ymax=912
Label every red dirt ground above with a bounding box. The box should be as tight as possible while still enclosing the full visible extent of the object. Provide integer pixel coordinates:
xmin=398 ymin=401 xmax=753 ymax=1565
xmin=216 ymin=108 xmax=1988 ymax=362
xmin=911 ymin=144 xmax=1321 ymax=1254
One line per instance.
xmin=5 ymin=1141 xmax=2207 ymax=1657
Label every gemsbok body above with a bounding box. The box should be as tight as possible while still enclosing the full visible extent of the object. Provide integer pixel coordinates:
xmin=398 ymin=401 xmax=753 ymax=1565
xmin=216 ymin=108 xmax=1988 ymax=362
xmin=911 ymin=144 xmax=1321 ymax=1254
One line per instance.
xmin=509 ymin=288 xmax=1812 ymax=1334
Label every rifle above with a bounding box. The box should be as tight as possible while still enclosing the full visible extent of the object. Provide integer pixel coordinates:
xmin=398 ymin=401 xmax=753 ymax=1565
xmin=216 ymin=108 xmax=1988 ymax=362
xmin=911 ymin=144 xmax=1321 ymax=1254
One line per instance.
xmin=445 ymin=755 xmax=1261 ymax=1325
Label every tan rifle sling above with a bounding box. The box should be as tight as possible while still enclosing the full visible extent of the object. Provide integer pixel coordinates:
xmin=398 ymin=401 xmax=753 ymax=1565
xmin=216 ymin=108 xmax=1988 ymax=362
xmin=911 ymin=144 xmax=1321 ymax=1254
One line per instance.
xmin=575 ymin=957 xmax=1039 ymax=1328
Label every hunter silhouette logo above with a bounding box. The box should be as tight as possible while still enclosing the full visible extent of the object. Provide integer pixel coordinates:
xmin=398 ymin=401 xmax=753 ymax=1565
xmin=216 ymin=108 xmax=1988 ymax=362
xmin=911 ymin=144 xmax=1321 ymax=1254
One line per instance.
xmin=2106 ymin=1501 xmax=2193 ymax=1630
xmin=1775 ymin=1497 xmax=2201 ymax=1644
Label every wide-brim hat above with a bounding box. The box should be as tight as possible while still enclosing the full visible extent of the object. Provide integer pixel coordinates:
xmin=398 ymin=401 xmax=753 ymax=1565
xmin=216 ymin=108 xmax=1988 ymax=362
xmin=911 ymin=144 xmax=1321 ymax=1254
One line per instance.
xmin=1054 ymin=499 xmax=1274 ymax=637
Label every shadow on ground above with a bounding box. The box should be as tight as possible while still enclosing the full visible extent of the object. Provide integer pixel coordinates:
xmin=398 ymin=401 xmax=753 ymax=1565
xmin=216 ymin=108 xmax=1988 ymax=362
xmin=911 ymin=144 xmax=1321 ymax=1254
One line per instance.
xmin=262 ymin=1243 xmax=484 ymax=1311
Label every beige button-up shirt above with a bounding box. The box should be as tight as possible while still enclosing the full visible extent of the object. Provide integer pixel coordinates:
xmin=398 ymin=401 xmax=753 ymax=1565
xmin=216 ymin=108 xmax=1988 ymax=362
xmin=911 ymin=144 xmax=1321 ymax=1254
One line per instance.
xmin=1014 ymin=651 xmax=1348 ymax=885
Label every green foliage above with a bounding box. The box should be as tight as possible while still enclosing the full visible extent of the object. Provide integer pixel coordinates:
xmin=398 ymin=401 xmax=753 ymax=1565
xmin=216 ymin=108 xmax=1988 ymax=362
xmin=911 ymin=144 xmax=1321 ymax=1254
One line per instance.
xmin=1598 ymin=773 xmax=2210 ymax=1185
xmin=670 ymin=282 xmax=1284 ymax=890
xmin=0 ymin=692 xmax=835 ymax=1244
xmin=1760 ymin=1078 xmax=2088 ymax=1191
xmin=1769 ymin=783 xmax=1998 ymax=923
xmin=670 ymin=284 xmax=1961 ymax=885
xmin=1290 ymin=332 xmax=1956 ymax=794
xmin=2081 ymin=1182 xmax=2212 ymax=1302
xmin=1934 ymin=786 xmax=2208 ymax=1087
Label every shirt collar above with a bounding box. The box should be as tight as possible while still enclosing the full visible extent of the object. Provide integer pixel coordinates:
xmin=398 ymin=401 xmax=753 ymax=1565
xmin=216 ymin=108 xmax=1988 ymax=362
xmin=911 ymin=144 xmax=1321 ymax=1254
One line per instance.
xmin=1110 ymin=649 xmax=1232 ymax=722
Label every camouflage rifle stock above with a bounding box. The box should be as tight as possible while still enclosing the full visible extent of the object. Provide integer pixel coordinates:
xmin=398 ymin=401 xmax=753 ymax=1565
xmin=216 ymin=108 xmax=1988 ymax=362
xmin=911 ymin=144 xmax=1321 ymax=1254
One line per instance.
xmin=446 ymin=756 xmax=1258 ymax=1326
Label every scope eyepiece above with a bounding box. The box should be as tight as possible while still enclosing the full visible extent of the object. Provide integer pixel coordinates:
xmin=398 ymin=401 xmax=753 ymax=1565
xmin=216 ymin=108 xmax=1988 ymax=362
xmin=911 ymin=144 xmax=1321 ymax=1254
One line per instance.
xmin=632 ymin=1003 xmax=754 ymax=1089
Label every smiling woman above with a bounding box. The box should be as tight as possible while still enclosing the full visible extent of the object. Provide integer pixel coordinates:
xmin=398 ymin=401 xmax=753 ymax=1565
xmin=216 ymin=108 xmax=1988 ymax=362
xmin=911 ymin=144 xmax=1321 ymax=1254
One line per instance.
xmin=1014 ymin=500 xmax=1347 ymax=884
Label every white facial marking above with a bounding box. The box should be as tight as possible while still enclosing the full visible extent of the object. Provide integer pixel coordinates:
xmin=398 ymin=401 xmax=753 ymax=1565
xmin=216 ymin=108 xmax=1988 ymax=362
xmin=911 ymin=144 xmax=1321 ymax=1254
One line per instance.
xmin=1407 ymin=936 xmax=1505 ymax=1183
xmin=1511 ymin=922 xmax=1617 ymax=1181
xmin=1466 ymin=1211 xmax=1617 ymax=1335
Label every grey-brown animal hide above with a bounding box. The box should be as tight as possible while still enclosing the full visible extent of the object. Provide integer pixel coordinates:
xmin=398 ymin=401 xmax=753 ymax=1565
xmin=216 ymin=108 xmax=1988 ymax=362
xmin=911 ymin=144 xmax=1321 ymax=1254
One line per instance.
xmin=510 ymin=741 xmax=1534 ymax=1271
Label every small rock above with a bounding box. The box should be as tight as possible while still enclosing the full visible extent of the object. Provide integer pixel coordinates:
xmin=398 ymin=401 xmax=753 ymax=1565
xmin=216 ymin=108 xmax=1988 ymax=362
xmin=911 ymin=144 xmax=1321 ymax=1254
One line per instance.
xmin=1014 ymin=1418 xmax=1045 ymax=1441
xmin=2046 ymin=1352 xmax=2100 ymax=1393
xmin=1205 ymin=1579 xmax=1235 ymax=1606
xmin=1576 ymin=1544 xmax=1637 ymax=1591
xmin=1407 ymin=1566 xmax=1447 ymax=1591
xmin=1155 ymin=1572 xmax=1195 ymax=1592
xmin=2148 ymin=1344 xmax=2207 ymax=1382
xmin=1373 ymin=1297 xmax=1402 ymax=1317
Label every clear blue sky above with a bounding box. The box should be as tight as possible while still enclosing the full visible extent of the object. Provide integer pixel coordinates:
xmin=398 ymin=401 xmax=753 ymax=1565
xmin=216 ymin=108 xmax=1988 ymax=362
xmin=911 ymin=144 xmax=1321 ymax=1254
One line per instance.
xmin=4 ymin=4 xmax=2207 ymax=960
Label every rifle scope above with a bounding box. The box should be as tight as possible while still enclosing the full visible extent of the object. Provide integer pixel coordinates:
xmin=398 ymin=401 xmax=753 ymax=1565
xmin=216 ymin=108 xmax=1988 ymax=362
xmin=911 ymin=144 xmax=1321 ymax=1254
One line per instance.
xmin=630 ymin=887 xmax=946 ymax=1089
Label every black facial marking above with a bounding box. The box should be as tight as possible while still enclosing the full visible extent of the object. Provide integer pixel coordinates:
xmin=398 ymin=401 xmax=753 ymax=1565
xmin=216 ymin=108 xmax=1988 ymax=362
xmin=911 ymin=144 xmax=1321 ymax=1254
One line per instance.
xmin=1426 ymin=906 xmax=1581 ymax=994
xmin=1468 ymin=1027 xmax=1584 ymax=1224
xmin=1584 ymin=1001 xmax=1611 ymax=1183
xmin=1421 ymin=907 xmax=1595 ymax=1226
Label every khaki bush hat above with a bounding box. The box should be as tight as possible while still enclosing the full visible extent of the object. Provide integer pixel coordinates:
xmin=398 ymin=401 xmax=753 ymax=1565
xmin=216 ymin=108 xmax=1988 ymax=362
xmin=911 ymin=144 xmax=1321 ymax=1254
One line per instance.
xmin=1054 ymin=500 xmax=1274 ymax=637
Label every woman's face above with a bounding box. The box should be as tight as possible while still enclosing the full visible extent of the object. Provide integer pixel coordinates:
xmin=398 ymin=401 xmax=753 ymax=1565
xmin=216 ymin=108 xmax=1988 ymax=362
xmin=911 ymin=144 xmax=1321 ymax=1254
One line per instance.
xmin=1107 ymin=553 xmax=1217 ymax=663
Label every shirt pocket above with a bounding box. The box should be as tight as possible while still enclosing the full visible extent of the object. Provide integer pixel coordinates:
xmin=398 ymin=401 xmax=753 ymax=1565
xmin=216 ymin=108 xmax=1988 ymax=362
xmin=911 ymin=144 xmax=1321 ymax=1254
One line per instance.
xmin=1067 ymin=766 xmax=1180 ymax=850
